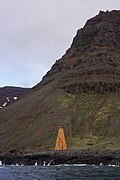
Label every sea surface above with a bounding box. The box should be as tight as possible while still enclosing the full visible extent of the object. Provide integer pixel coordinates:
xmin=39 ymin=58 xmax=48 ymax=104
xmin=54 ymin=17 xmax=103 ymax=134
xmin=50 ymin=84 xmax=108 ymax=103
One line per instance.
xmin=0 ymin=164 xmax=120 ymax=180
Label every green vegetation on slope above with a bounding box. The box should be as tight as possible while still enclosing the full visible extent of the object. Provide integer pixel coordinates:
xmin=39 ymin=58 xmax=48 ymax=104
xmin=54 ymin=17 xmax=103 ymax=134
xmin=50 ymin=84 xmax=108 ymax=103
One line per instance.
xmin=50 ymin=91 xmax=120 ymax=150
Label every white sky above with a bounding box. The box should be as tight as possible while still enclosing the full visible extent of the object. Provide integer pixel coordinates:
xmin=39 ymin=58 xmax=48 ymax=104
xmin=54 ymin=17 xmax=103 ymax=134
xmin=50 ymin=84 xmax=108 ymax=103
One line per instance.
xmin=0 ymin=0 xmax=120 ymax=87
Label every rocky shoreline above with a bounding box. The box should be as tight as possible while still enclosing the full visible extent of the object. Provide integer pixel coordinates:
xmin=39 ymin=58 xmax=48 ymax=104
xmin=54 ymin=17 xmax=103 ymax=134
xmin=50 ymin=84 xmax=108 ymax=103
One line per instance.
xmin=0 ymin=150 xmax=120 ymax=166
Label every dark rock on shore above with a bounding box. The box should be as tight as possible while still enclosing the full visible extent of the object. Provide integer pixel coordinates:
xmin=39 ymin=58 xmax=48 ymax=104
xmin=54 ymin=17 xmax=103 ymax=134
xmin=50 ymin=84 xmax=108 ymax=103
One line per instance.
xmin=0 ymin=150 xmax=120 ymax=166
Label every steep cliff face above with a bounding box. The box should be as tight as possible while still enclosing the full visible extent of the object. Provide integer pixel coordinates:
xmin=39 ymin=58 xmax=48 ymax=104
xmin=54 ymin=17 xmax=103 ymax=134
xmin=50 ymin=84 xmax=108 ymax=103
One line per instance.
xmin=40 ymin=10 xmax=120 ymax=94
xmin=0 ymin=10 xmax=120 ymax=153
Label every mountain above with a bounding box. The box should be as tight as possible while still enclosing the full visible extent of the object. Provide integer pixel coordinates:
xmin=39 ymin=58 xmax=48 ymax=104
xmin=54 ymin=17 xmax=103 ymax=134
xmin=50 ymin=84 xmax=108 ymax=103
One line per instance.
xmin=0 ymin=10 xmax=120 ymax=153
xmin=0 ymin=86 xmax=30 ymax=109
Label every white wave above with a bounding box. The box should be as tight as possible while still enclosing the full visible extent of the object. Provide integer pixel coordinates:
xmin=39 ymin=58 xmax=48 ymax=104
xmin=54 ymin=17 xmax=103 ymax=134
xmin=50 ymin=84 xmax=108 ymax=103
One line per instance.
xmin=47 ymin=160 xmax=53 ymax=166
xmin=54 ymin=164 xmax=87 ymax=167
xmin=21 ymin=164 xmax=24 ymax=166
xmin=35 ymin=162 xmax=38 ymax=166
xmin=69 ymin=164 xmax=87 ymax=166
xmin=108 ymin=164 xmax=119 ymax=167
xmin=43 ymin=161 xmax=46 ymax=166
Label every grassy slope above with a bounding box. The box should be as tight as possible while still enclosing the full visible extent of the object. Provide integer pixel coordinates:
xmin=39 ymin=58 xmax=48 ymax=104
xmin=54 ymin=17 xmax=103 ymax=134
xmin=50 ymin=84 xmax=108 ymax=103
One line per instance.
xmin=0 ymin=86 xmax=120 ymax=152
xmin=44 ymin=90 xmax=120 ymax=150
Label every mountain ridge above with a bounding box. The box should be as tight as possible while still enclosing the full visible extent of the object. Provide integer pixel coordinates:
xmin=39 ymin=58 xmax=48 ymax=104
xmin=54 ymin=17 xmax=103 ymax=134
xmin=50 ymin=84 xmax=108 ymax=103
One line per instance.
xmin=0 ymin=86 xmax=30 ymax=109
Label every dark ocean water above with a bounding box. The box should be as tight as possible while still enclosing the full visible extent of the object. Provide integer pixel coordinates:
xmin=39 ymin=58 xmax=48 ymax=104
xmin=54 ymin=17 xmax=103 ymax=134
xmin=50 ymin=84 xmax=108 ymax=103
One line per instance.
xmin=0 ymin=164 xmax=120 ymax=180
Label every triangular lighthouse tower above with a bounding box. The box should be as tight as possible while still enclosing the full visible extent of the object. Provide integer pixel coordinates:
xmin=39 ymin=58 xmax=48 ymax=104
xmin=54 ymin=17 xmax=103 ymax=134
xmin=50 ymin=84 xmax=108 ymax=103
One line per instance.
xmin=55 ymin=125 xmax=67 ymax=150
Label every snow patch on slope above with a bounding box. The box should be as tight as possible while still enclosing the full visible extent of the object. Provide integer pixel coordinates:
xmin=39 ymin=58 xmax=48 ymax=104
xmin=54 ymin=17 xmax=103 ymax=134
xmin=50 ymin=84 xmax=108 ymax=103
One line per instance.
xmin=2 ymin=102 xmax=7 ymax=107
xmin=14 ymin=97 xmax=18 ymax=100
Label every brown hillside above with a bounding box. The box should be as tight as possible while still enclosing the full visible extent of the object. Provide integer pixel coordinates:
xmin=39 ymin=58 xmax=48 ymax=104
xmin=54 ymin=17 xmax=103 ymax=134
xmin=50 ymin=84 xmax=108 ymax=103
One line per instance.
xmin=0 ymin=10 xmax=120 ymax=153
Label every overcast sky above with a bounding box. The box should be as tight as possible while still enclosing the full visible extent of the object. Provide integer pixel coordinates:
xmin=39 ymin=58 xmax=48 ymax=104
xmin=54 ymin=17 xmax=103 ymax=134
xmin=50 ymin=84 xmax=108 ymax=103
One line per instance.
xmin=0 ymin=0 xmax=120 ymax=88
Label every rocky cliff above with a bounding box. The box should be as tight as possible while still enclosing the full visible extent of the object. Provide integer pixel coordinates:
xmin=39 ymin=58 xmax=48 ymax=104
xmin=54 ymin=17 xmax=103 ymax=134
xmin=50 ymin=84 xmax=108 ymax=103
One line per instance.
xmin=40 ymin=10 xmax=120 ymax=94
xmin=0 ymin=10 xmax=120 ymax=153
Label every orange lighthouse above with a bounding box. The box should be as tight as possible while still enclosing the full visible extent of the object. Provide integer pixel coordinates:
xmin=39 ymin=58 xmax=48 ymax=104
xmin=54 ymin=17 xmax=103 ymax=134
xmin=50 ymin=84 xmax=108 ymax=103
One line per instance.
xmin=55 ymin=125 xmax=67 ymax=150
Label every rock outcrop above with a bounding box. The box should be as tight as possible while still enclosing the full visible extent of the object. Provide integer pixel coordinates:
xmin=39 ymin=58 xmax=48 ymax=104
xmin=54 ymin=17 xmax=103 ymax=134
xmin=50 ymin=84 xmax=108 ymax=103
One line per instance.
xmin=40 ymin=10 xmax=120 ymax=94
